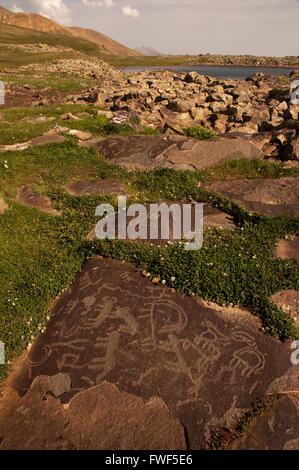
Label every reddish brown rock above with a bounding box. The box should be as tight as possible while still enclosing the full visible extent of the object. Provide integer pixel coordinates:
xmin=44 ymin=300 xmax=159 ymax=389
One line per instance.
xmin=230 ymin=395 xmax=299 ymax=450
xmin=0 ymin=376 xmax=69 ymax=450
xmin=200 ymin=178 xmax=299 ymax=217
xmin=0 ymin=379 xmax=186 ymax=450
xmin=30 ymin=134 xmax=66 ymax=146
xmin=98 ymin=135 xmax=262 ymax=171
xmin=18 ymin=185 xmax=60 ymax=215
xmin=271 ymin=290 xmax=299 ymax=329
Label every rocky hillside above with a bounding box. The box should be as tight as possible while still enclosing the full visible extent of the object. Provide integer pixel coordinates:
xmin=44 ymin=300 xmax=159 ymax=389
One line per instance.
xmin=0 ymin=5 xmax=139 ymax=57
xmin=0 ymin=6 xmax=68 ymax=34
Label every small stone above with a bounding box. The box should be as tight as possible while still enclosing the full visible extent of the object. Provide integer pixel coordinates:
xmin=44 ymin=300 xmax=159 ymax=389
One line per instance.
xmin=68 ymin=130 xmax=92 ymax=140
xmin=0 ymin=198 xmax=8 ymax=215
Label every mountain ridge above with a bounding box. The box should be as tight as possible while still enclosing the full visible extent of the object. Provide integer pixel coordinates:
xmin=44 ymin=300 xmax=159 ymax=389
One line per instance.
xmin=0 ymin=5 xmax=141 ymax=57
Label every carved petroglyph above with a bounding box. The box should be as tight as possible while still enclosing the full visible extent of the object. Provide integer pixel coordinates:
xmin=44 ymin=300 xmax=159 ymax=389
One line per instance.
xmin=14 ymin=257 xmax=294 ymax=449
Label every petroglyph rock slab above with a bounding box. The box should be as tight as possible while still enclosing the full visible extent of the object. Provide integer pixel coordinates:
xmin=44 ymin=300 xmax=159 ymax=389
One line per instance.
xmin=200 ymin=178 xmax=299 ymax=217
xmin=98 ymin=135 xmax=261 ymax=171
xmin=49 ymin=373 xmax=72 ymax=397
xmin=18 ymin=185 xmax=60 ymax=215
xmin=0 ymin=197 xmax=8 ymax=215
xmin=64 ymin=179 xmax=129 ymax=197
xmin=275 ymin=237 xmax=299 ymax=260
xmin=9 ymin=257 xmax=297 ymax=449
xmin=230 ymin=395 xmax=299 ymax=450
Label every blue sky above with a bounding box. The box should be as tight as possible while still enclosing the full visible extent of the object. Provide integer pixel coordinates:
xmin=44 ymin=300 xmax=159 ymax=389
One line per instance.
xmin=3 ymin=0 xmax=299 ymax=55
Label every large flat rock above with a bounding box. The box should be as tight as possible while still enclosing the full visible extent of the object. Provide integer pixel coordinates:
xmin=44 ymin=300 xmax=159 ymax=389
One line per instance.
xmin=64 ymin=179 xmax=129 ymax=196
xmin=0 ymin=379 xmax=185 ymax=450
xmin=65 ymin=382 xmax=186 ymax=450
xmin=7 ymin=256 xmax=297 ymax=449
xmin=87 ymin=202 xmax=236 ymax=244
xmin=200 ymin=178 xmax=299 ymax=217
xmin=98 ymin=135 xmax=262 ymax=171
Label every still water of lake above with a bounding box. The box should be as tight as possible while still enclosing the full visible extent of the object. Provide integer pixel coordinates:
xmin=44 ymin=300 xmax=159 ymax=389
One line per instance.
xmin=120 ymin=65 xmax=293 ymax=80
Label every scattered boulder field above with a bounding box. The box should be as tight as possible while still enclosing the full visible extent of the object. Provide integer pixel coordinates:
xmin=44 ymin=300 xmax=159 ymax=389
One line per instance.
xmin=3 ymin=60 xmax=298 ymax=164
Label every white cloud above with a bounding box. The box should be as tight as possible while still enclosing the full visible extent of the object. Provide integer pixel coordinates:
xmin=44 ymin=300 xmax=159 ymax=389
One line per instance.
xmin=31 ymin=0 xmax=71 ymax=24
xmin=81 ymin=0 xmax=114 ymax=8
xmin=11 ymin=4 xmax=24 ymax=13
xmin=122 ymin=6 xmax=140 ymax=18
